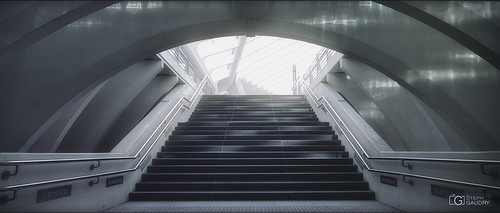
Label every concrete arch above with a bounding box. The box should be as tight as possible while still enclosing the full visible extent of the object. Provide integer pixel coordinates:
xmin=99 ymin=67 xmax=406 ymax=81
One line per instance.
xmin=0 ymin=1 xmax=499 ymax=152
xmin=0 ymin=1 xmax=119 ymax=66
xmin=377 ymin=1 xmax=500 ymax=73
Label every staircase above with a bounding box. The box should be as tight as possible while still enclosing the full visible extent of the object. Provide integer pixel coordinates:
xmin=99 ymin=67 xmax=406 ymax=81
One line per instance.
xmin=129 ymin=95 xmax=375 ymax=201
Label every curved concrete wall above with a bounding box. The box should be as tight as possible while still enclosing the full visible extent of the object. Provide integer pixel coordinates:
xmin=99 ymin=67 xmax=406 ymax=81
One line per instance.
xmin=95 ymin=74 xmax=178 ymax=152
xmin=329 ymin=58 xmax=472 ymax=151
xmin=18 ymin=60 xmax=176 ymax=153
xmin=22 ymin=81 xmax=107 ymax=152
xmin=56 ymin=60 xmax=163 ymax=153
xmin=327 ymin=71 xmax=408 ymax=151
xmin=0 ymin=1 xmax=499 ymax=152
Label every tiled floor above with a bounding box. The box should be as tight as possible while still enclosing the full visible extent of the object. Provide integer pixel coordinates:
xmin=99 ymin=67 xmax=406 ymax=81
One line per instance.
xmin=103 ymin=200 xmax=402 ymax=212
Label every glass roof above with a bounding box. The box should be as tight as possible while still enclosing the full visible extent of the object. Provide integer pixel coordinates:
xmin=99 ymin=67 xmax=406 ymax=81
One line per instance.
xmin=195 ymin=36 xmax=323 ymax=95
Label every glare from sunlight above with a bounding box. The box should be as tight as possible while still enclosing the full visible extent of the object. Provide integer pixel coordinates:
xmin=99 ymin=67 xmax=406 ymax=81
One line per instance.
xmin=196 ymin=36 xmax=324 ymax=94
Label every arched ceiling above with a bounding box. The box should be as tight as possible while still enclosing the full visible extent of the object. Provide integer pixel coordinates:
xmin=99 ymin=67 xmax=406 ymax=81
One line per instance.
xmin=1 ymin=1 xmax=499 ymax=151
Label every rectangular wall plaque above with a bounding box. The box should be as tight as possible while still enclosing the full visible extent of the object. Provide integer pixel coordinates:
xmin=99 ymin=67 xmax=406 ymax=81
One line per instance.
xmin=37 ymin=185 xmax=72 ymax=203
xmin=380 ymin=175 xmax=398 ymax=187
xmin=431 ymin=184 xmax=464 ymax=199
xmin=106 ymin=176 xmax=124 ymax=187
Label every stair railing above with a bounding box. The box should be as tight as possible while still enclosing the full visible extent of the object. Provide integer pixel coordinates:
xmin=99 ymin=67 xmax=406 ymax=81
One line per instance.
xmin=297 ymin=77 xmax=500 ymax=191
xmin=303 ymin=47 xmax=336 ymax=86
xmin=0 ymin=76 xmax=214 ymax=204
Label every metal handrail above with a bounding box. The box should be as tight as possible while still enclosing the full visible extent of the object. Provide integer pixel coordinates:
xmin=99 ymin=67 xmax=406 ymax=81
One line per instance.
xmin=303 ymin=47 xmax=336 ymax=85
xmin=298 ymin=77 xmax=500 ymax=191
xmin=299 ymin=77 xmax=500 ymax=164
xmin=0 ymin=76 xmax=214 ymax=191
xmin=297 ymin=77 xmax=370 ymax=171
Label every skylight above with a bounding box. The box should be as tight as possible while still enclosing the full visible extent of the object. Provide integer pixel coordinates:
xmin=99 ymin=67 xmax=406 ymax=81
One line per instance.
xmin=195 ymin=36 xmax=324 ymax=95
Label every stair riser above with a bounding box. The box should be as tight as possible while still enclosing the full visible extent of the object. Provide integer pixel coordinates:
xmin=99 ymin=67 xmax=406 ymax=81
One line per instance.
xmin=147 ymin=165 xmax=358 ymax=173
xmin=152 ymin=158 xmax=353 ymax=165
xmin=165 ymin=140 xmax=342 ymax=146
xmin=129 ymin=192 xmax=375 ymax=201
xmin=171 ymin=130 xmax=335 ymax=135
xmin=190 ymin=114 xmax=316 ymax=118
xmin=191 ymin=111 xmax=313 ymax=114
xmin=175 ymin=126 xmax=332 ymax=131
xmin=191 ymin=110 xmax=316 ymax=116
xmin=200 ymin=99 xmax=308 ymax=102
xmin=130 ymin=193 xmax=213 ymax=201
xmin=194 ymin=109 xmax=312 ymax=113
xmin=195 ymin=105 xmax=313 ymax=108
xmin=161 ymin=146 xmax=345 ymax=152
xmin=136 ymin=182 xmax=370 ymax=191
xmin=201 ymin=95 xmax=306 ymax=98
xmin=177 ymin=122 xmax=330 ymax=127
xmin=194 ymin=107 xmax=312 ymax=111
xmin=188 ymin=118 xmax=320 ymax=122
xmin=168 ymin=135 xmax=338 ymax=140
xmin=196 ymin=104 xmax=310 ymax=108
xmin=157 ymin=152 xmax=348 ymax=158
xmin=196 ymin=103 xmax=310 ymax=107
xmin=141 ymin=173 xmax=364 ymax=182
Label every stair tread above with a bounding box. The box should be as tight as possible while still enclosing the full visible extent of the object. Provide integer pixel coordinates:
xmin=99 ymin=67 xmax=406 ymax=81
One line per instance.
xmin=143 ymin=172 xmax=361 ymax=175
xmin=130 ymin=95 xmax=373 ymax=201
xmin=149 ymin=164 xmax=354 ymax=167
xmin=158 ymin=151 xmax=346 ymax=153
xmin=131 ymin=191 xmax=374 ymax=194
xmin=138 ymin=181 xmax=368 ymax=184
xmin=179 ymin=121 xmax=328 ymax=124
xmin=154 ymin=157 xmax=350 ymax=159
xmin=163 ymin=145 xmax=342 ymax=147
xmin=170 ymin=134 xmax=334 ymax=136
xmin=175 ymin=128 xmax=332 ymax=131
xmin=166 ymin=140 xmax=340 ymax=142
xmin=172 ymin=130 xmax=334 ymax=133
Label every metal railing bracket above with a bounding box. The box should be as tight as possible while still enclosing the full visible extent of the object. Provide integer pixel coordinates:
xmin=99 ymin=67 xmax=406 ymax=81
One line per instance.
xmin=1 ymin=165 xmax=21 ymax=180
